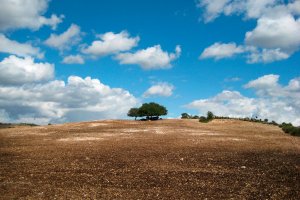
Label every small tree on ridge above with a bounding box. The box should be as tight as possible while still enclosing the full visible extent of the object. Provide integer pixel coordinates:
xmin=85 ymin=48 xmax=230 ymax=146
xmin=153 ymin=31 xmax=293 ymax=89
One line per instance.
xmin=128 ymin=102 xmax=167 ymax=120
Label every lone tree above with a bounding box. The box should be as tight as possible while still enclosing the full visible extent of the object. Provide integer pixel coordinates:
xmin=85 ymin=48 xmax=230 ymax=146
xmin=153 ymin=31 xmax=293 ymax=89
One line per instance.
xmin=128 ymin=102 xmax=168 ymax=120
xmin=207 ymin=111 xmax=214 ymax=121
xmin=127 ymin=108 xmax=140 ymax=120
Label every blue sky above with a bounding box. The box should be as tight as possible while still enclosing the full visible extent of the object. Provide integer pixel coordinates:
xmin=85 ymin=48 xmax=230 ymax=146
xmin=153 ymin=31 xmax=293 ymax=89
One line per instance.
xmin=0 ymin=0 xmax=299 ymax=125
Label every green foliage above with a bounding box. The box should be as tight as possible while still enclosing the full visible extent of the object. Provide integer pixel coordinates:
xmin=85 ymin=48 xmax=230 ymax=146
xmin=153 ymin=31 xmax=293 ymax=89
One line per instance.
xmin=191 ymin=115 xmax=200 ymax=119
xmin=271 ymin=121 xmax=278 ymax=126
xmin=199 ymin=116 xmax=209 ymax=123
xmin=181 ymin=110 xmax=300 ymax=137
xmin=128 ymin=102 xmax=167 ymax=120
xmin=19 ymin=123 xmax=38 ymax=126
xmin=209 ymin=114 xmax=300 ymax=137
xmin=280 ymin=123 xmax=300 ymax=136
xmin=207 ymin=111 xmax=214 ymax=120
xmin=181 ymin=113 xmax=200 ymax=119
xmin=138 ymin=102 xmax=167 ymax=118
xmin=0 ymin=122 xmax=38 ymax=129
xmin=199 ymin=111 xmax=214 ymax=123
xmin=127 ymin=108 xmax=140 ymax=120
xmin=181 ymin=113 xmax=190 ymax=119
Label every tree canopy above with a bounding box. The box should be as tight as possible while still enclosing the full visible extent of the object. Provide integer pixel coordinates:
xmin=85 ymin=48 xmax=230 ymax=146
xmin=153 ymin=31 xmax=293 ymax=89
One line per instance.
xmin=128 ymin=102 xmax=167 ymax=120
xmin=127 ymin=108 xmax=140 ymax=120
xmin=181 ymin=113 xmax=190 ymax=119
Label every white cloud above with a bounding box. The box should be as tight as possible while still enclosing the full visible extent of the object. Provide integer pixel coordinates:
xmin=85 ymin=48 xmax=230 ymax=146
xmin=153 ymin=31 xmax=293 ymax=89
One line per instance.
xmin=0 ymin=76 xmax=138 ymax=124
xmin=197 ymin=0 xmax=278 ymax=22
xmin=0 ymin=54 xmax=138 ymax=124
xmin=0 ymin=0 xmax=63 ymax=31
xmin=247 ymin=48 xmax=289 ymax=63
xmin=244 ymin=74 xmax=282 ymax=97
xmin=143 ymin=82 xmax=174 ymax=98
xmin=0 ymin=34 xmax=43 ymax=58
xmin=116 ymin=45 xmax=181 ymax=70
xmin=224 ymin=77 xmax=241 ymax=82
xmin=82 ymin=31 xmax=139 ymax=57
xmin=187 ymin=90 xmax=256 ymax=117
xmin=44 ymin=24 xmax=82 ymax=51
xmin=200 ymin=44 xmax=290 ymax=63
xmin=288 ymin=0 xmax=300 ymax=15
xmin=198 ymin=0 xmax=300 ymax=63
xmin=245 ymin=14 xmax=300 ymax=52
xmin=200 ymin=42 xmax=244 ymax=60
xmin=244 ymin=74 xmax=279 ymax=89
xmin=62 ymin=55 xmax=84 ymax=64
xmin=224 ymin=0 xmax=277 ymax=19
xmin=187 ymin=74 xmax=300 ymax=126
xmin=197 ymin=0 xmax=230 ymax=22
xmin=287 ymin=78 xmax=300 ymax=91
xmin=0 ymin=55 xmax=54 ymax=85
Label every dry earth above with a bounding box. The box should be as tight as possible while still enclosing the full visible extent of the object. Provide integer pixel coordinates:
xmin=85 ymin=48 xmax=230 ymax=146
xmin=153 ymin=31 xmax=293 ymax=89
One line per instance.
xmin=0 ymin=119 xmax=299 ymax=199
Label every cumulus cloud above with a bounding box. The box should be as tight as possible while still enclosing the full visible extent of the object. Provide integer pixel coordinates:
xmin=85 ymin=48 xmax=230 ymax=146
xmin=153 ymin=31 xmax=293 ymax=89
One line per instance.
xmin=199 ymin=43 xmax=290 ymax=64
xmin=245 ymin=74 xmax=279 ymax=89
xmin=225 ymin=0 xmax=277 ymax=19
xmin=244 ymin=74 xmax=283 ymax=97
xmin=0 ymin=55 xmax=54 ymax=85
xmin=197 ymin=0 xmax=231 ymax=22
xmin=116 ymin=45 xmax=181 ymax=70
xmin=143 ymin=82 xmax=174 ymax=98
xmin=62 ymin=55 xmax=84 ymax=64
xmin=288 ymin=0 xmax=300 ymax=15
xmin=247 ymin=48 xmax=289 ymax=63
xmin=187 ymin=74 xmax=300 ymax=126
xmin=200 ymin=43 xmax=290 ymax=63
xmin=187 ymin=90 xmax=256 ymax=117
xmin=82 ymin=31 xmax=139 ymax=57
xmin=245 ymin=14 xmax=300 ymax=52
xmin=0 ymin=0 xmax=63 ymax=31
xmin=0 ymin=76 xmax=138 ymax=124
xmin=197 ymin=0 xmax=278 ymax=22
xmin=0 ymin=34 xmax=43 ymax=58
xmin=0 ymin=54 xmax=138 ymax=124
xmin=200 ymin=42 xmax=244 ymax=60
xmin=197 ymin=0 xmax=300 ymax=63
xmin=44 ymin=24 xmax=82 ymax=51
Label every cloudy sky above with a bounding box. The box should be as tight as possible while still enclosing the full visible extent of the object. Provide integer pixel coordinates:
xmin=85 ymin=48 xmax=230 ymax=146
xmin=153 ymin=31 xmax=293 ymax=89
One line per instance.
xmin=0 ymin=0 xmax=299 ymax=125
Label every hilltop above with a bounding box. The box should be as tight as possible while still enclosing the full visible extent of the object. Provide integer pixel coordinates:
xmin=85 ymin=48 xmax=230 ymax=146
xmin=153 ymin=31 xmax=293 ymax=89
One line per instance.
xmin=0 ymin=119 xmax=299 ymax=199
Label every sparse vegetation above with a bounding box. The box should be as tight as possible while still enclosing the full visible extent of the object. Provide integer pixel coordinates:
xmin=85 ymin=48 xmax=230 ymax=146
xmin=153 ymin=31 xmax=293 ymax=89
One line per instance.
xmin=0 ymin=122 xmax=38 ymax=129
xmin=180 ymin=111 xmax=215 ymax=123
xmin=181 ymin=113 xmax=190 ymax=119
xmin=181 ymin=112 xmax=299 ymax=137
xmin=181 ymin=113 xmax=199 ymax=119
xmin=199 ymin=111 xmax=215 ymax=123
xmin=191 ymin=115 xmax=200 ymax=119
xmin=215 ymin=116 xmax=300 ymax=137
xmin=279 ymin=123 xmax=300 ymax=136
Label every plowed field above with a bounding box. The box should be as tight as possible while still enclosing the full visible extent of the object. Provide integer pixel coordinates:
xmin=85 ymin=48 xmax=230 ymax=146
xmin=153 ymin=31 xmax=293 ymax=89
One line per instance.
xmin=1 ymin=119 xmax=299 ymax=199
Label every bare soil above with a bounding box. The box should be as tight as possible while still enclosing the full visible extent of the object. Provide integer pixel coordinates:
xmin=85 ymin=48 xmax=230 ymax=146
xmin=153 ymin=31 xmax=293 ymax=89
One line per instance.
xmin=0 ymin=119 xmax=299 ymax=199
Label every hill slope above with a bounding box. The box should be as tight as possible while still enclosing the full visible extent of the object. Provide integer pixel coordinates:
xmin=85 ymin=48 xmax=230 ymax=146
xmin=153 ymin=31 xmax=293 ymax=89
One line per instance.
xmin=0 ymin=119 xmax=299 ymax=199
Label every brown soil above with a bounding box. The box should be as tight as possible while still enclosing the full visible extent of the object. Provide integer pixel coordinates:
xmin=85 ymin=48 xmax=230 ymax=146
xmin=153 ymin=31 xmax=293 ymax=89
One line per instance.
xmin=0 ymin=119 xmax=299 ymax=199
